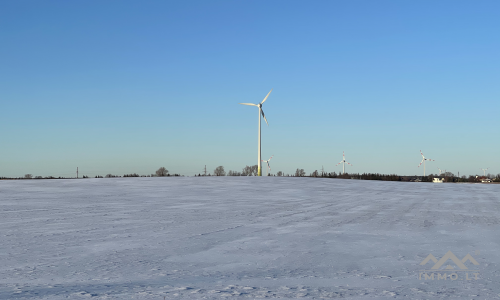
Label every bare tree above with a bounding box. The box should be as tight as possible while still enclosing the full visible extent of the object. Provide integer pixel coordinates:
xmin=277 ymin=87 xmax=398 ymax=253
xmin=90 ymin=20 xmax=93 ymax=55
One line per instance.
xmin=295 ymin=168 xmax=305 ymax=177
xmin=24 ymin=174 xmax=33 ymax=179
xmin=311 ymin=170 xmax=319 ymax=177
xmin=242 ymin=165 xmax=250 ymax=176
xmin=214 ymin=166 xmax=226 ymax=176
xmin=156 ymin=167 xmax=169 ymax=177
xmin=242 ymin=165 xmax=258 ymax=176
xmin=277 ymin=171 xmax=283 ymax=176
xmin=251 ymin=165 xmax=258 ymax=176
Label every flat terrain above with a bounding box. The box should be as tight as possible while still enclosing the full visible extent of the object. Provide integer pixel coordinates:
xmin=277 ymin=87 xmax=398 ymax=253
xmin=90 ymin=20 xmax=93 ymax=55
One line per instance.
xmin=1 ymin=177 xmax=499 ymax=299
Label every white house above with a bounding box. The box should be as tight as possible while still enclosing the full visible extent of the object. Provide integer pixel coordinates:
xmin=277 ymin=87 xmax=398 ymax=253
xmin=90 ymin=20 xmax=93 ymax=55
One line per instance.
xmin=433 ymin=178 xmax=444 ymax=183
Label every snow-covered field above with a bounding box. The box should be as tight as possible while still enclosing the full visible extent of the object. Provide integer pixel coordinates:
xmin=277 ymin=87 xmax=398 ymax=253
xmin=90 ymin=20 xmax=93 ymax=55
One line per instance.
xmin=1 ymin=177 xmax=499 ymax=299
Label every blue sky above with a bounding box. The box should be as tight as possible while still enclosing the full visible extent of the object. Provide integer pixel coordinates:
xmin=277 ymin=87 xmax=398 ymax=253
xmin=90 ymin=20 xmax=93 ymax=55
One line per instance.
xmin=1 ymin=1 xmax=499 ymax=177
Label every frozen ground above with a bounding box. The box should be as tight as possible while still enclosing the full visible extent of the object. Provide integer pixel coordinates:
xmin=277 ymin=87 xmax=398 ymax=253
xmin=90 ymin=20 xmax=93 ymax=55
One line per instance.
xmin=1 ymin=177 xmax=499 ymax=299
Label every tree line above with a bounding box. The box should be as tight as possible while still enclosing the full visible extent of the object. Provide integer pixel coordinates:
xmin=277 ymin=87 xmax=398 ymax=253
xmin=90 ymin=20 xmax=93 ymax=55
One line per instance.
xmin=195 ymin=165 xmax=307 ymax=177
xmin=3 ymin=167 xmax=499 ymax=183
xmin=193 ymin=165 xmax=500 ymax=183
xmin=100 ymin=167 xmax=182 ymax=178
xmin=308 ymin=171 xmax=500 ymax=183
xmin=1 ymin=167 xmax=181 ymax=180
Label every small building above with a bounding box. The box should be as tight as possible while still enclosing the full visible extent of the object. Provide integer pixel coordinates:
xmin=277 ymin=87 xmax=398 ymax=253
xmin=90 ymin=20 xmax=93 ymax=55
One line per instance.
xmin=433 ymin=178 xmax=444 ymax=183
xmin=481 ymin=178 xmax=492 ymax=183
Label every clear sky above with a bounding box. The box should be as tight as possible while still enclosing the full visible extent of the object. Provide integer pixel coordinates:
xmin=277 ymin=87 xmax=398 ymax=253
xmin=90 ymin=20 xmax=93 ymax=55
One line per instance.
xmin=1 ymin=1 xmax=499 ymax=178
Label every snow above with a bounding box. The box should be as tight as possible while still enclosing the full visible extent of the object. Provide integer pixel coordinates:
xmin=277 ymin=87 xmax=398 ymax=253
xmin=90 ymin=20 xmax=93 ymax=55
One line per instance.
xmin=1 ymin=177 xmax=499 ymax=299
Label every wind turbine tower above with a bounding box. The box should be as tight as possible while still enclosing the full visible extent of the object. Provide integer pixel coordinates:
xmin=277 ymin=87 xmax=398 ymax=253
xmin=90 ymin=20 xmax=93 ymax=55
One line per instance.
xmin=239 ymin=89 xmax=272 ymax=176
xmin=336 ymin=151 xmax=353 ymax=174
xmin=262 ymin=155 xmax=273 ymax=176
xmin=418 ymin=150 xmax=434 ymax=176
xmin=481 ymin=168 xmax=489 ymax=176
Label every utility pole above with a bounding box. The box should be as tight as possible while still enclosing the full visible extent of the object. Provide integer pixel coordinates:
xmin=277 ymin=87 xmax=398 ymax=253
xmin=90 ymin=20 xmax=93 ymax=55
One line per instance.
xmin=204 ymin=165 xmax=207 ymax=176
xmin=76 ymin=167 xmax=78 ymax=179
xmin=321 ymin=165 xmax=324 ymax=177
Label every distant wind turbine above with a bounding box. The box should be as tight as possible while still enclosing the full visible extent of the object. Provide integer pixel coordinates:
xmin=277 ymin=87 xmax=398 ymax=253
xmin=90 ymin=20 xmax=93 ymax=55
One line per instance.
xmin=336 ymin=151 xmax=352 ymax=174
xmin=418 ymin=150 xmax=434 ymax=176
xmin=262 ymin=155 xmax=273 ymax=176
xmin=239 ymin=89 xmax=272 ymax=176
xmin=481 ymin=168 xmax=489 ymax=176
xmin=437 ymin=167 xmax=443 ymax=176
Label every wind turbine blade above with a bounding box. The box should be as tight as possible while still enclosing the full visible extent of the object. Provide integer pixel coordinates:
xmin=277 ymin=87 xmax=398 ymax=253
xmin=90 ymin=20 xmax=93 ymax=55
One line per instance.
xmin=239 ymin=103 xmax=258 ymax=106
xmin=261 ymin=89 xmax=273 ymax=104
xmin=418 ymin=158 xmax=424 ymax=167
xmin=346 ymin=162 xmax=353 ymax=166
xmin=261 ymin=109 xmax=269 ymax=126
xmin=420 ymin=150 xmax=425 ymax=158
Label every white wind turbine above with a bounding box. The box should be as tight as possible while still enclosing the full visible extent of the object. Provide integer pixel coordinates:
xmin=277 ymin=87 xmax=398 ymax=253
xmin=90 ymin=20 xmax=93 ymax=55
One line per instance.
xmin=480 ymin=168 xmax=489 ymax=176
xmin=336 ymin=151 xmax=352 ymax=174
xmin=239 ymin=89 xmax=272 ymax=176
xmin=437 ymin=167 xmax=443 ymax=176
xmin=262 ymin=155 xmax=273 ymax=176
xmin=418 ymin=150 xmax=434 ymax=176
